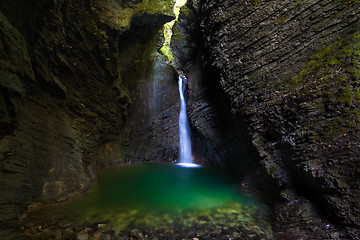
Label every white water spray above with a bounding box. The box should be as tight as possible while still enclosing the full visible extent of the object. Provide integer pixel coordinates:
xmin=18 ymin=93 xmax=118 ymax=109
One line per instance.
xmin=178 ymin=75 xmax=193 ymax=165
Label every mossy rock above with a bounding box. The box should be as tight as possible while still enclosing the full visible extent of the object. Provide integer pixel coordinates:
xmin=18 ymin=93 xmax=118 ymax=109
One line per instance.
xmin=269 ymin=30 xmax=360 ymax=230
xmin=94 ymin=0 xmax=176 ymax=31
xmin=283 ymin=31 xmax=360 ymax=113
xmin=341 ymin=0 xmax=360 ymax=6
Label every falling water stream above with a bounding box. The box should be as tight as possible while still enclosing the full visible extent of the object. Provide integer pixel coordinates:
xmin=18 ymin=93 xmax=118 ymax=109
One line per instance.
xmin=178 ymin=75 xmax=196 ymax=167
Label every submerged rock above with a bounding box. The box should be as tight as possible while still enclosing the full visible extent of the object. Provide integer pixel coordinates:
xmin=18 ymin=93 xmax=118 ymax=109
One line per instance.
xmin=76 ymin=230 xmax=89 ymax=240
xmin=63 ymin=229 xmax=76 ymax=240
xmin=20 ymin=164 xmax=272 ymax=239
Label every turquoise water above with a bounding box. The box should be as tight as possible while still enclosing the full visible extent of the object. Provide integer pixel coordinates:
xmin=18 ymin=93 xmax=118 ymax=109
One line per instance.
xmin=88 ymin=163 xmax=248 ymax=210
xmin=23 ymin=163 xmax=271 ymax=235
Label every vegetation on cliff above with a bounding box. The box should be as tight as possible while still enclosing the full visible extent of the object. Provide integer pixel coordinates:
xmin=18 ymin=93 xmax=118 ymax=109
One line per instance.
xmin=268 ymin=29 xmax=360 ymax=236
xmin=280 ymin=30 xmax=360 ymax=143
xmin=159 ymin=0 xmax=187 ymax=65
xmin=93 ymin=0 xmax=175 ymax=30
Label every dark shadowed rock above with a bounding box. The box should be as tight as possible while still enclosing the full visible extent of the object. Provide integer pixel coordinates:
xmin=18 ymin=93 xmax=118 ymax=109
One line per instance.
xmin=0 ymin=0 xmax=176 ymax=238
xmin=195 ymin=0 xmax=360 ymax=238
xmin=0 ymin=12 xmax=34 ymax=136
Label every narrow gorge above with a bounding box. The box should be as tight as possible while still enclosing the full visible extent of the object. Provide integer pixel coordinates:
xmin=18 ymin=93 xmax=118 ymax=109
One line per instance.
xmin=0 ymin=0 xmax=359 ymax=239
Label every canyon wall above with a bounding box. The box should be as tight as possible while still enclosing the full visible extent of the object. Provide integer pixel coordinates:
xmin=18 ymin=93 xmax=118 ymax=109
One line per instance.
xmin=170 ymin=3 xmax=274 ymax=200
xmin=0 ymin=0 xmax=177 ymax=238
xmin=191 ymin=0 xmax=360 ymax=238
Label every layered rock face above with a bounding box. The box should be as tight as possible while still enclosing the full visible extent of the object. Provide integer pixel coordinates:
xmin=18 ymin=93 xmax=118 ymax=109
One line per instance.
xmin=173 ymin=0 xmax=278 ymax=200
xmin=0 ymin=0 xmax=177 ymax=238
xmin=195 ymin=0 xmax=360 ymax=238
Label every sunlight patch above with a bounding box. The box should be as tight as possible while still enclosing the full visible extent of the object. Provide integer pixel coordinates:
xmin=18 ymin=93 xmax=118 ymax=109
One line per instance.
xmin=159 ymin=0 xmax=188 ymax=64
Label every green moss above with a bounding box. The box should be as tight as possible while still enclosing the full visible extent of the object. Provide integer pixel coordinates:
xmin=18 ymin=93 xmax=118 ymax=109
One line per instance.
xmin=159 ymin=0 xmax=187 ymax=66
xmin=307 ymin=108 xmax=360 ymax=144
xmin=95 ymin=0 xmax=176 ymax=30
xmin=338 ymin=86 xmax=352 ymax=106
xmin=286 ymin=31 xmax=360 ymax=107
xmin=266 ymin=162 xmax=281 ymax=178
xmin=340 ymin=0 xmax=360 ymax=6
xmin=354 ymin=89 xmax=360 ymax=102
xmin=277 ymin=13 xmax=289 ymax=24
xmin=295 ymin=0 xmax=304 ymax=6
xmin=278 ymin=31 xmax=360 ymax=146
xmin=308 ymin=117 xmax=348 ymax=143
xmin=159 ymin=45 xmax=174 ymax=63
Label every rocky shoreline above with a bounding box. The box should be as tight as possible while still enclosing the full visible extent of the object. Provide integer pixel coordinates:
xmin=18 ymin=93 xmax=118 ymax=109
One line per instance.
xmin=22 ymin=221 xmax=270 ymax=240
xmin=20 ymin=200 xmax=271 ymax=240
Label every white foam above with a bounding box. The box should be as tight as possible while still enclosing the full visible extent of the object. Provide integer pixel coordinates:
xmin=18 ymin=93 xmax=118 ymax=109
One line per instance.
xmin=176 ymin=162 xmax=201 ymax=168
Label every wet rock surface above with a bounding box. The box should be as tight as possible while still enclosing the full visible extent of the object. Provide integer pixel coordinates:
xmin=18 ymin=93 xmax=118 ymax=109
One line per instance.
xmin=174 ymin=0 xmax=278 ymax=199
xmin=118 ymin=52 xmax=180 ymax=164
xmin=195 ymin=0 xmax=360 ymax=238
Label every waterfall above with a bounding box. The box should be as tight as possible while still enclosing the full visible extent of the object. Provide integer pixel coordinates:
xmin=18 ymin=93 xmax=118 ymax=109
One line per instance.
xmin=178 ymin=75 xmax=193 ymax=164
